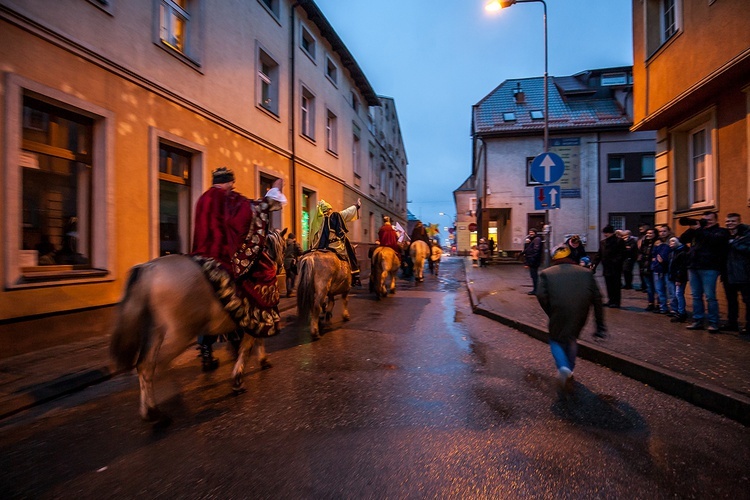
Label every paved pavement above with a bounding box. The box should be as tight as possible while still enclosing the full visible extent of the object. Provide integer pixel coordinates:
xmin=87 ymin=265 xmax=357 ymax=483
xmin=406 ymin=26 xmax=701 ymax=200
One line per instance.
xmin=1 ymin=259 xmax=749 ymax=425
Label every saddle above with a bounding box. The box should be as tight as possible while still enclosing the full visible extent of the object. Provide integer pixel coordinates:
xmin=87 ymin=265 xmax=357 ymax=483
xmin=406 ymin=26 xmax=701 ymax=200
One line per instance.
xmin=192 ymin=255 xmax=281 ymax=338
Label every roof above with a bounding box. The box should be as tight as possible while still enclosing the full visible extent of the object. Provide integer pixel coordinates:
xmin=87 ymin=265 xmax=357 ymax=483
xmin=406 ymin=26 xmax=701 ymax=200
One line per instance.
xmin=473 ymin=68 xmax=632 ymax=136
xmin=298 ymin=1 xmax=380 ymax=107
xmin=454 ymin=174 xmax=477 ymax=192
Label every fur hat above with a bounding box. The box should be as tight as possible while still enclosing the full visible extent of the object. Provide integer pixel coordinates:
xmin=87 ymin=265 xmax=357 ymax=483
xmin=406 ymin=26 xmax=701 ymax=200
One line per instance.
xmin=551 ymin=246 xmax=571 ymax=261
xmin=212 ymin=167 xmax=235 ymax=184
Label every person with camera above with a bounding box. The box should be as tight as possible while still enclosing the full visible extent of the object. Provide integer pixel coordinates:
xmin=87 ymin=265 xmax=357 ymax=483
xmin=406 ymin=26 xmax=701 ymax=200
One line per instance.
xmin=679 ymin=212 xmax=729 ymax=333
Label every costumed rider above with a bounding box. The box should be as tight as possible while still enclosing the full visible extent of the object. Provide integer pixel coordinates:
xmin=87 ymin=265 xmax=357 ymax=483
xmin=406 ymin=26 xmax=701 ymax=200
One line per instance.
xmin=309 ymin=198 xmax=362 ymax=286
xmin=191 ymin=167 xmax=287 ymax=371
xmin=378 ymin=216 xmax=402 ymax=263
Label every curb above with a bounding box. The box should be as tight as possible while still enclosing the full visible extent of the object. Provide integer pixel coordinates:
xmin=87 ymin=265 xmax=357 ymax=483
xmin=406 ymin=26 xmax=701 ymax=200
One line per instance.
xmin=465 ymin=267 xmax=750 ymax=426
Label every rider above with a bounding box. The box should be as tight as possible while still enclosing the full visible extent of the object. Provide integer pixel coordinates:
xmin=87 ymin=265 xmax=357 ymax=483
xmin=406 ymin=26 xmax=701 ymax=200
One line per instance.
xmin=378 ymin=216 xmax=402 ymax=257
xmin=192 ymin=167 xmax=286 ymax=371
xmin=410 ymin=221 xmax=432 ymax=247
xmin=309 ymin=198 xmax=362 ymax=286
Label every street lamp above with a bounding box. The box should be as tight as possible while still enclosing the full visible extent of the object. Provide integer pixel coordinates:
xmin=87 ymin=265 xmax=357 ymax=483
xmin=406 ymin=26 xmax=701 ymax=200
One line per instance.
xmin=485 ymin=0 xmax=551 ymax=267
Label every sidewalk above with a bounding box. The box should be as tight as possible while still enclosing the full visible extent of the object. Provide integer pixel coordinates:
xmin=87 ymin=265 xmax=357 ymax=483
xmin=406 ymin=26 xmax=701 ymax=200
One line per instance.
xmin=465 ymin=259 xmax=750 ymax=425
xmin=2 ymin=263 xmax=749 ymax=425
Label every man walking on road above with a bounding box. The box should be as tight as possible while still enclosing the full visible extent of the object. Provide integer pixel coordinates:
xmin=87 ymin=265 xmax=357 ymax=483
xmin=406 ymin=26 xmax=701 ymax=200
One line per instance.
xmin=537 ymin=246 xmax=607 ymax=393
xmin=593 ymin=225 xmax=626 ymax=308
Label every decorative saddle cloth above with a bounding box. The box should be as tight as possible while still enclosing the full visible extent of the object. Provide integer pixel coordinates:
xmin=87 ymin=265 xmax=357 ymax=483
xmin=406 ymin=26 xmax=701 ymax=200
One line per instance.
xmin=192 ymin=254 xmax=281 ymax=338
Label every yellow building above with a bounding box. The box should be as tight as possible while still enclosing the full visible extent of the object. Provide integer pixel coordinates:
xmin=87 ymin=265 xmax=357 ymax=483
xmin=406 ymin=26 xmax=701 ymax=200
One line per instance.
xmin=631 ymin=0 xmax=750 ymax=225
xmin=0 ymin=0 xmax=407 ymax=354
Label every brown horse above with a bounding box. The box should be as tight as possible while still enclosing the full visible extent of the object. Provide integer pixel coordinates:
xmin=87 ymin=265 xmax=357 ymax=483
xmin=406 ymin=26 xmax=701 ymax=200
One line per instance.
xmin=410 ymin=240 xmax=430 ymax=282
xmin=296 ymin=251 xmax=351 ymax=340
xmin=110 ymin=229 xmax=286 ymax=421
xmin=371 ymin=246 xmax=400 ymax=298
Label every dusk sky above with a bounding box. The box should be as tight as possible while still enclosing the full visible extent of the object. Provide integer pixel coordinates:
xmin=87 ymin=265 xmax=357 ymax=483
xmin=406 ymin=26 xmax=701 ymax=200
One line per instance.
xmin=313 ymin=0 xmax=634 ymax=238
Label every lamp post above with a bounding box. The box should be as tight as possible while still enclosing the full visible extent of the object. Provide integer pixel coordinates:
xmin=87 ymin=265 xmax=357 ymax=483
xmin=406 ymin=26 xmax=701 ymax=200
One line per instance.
xmin=485 ymin=0 xmax=551 ymax=267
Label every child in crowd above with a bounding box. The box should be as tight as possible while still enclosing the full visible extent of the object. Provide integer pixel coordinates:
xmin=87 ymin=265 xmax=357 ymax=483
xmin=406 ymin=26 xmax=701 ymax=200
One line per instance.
xmin=470 ymin=245 xmax=479 ymax=267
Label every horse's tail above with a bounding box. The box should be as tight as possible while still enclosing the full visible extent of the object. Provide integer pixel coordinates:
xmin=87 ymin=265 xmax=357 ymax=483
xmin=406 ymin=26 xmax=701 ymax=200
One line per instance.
xmin=296 ymin=255 xmax=316 ymax=322
xmin=110 ymin=264 xmax=151 ymax=370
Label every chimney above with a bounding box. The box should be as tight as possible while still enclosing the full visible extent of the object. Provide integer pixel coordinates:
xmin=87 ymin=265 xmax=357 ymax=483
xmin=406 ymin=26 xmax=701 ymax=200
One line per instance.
xmin=513 ymin=82 xmax=525 ymax=104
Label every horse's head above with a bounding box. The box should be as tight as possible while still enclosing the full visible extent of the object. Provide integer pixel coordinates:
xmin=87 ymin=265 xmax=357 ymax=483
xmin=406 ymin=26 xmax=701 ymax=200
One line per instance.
xmin=266 ymin=228 xmax=287 ymax=270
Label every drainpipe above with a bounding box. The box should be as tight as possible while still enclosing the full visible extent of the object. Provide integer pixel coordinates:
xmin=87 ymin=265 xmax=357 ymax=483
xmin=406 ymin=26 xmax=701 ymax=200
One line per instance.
xmin=289 ymin=2 xmax=300 ymax=235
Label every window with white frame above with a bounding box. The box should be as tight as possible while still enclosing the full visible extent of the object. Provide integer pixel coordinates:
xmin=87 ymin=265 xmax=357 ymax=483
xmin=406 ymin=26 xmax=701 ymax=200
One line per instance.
xmin=689 ymin=124 xmax=711 ymax=205
xmin=158 ymin=143 xmax=192 ymax=256
xmin=326 ymin=109 xmax=337 ymax=153
xmin=159 ymin=0 xmax=189 ymax=53
xmin=661 ymin=0 xmax=678 ymax=43
xmin=641 ymin=155 xmax=655 ymax=180
xmin=325 ymin=56 xmax=338 ymax=85
xmin=352 ymin=124 xmax=361 ymax=177
xmin=368 ymin=146 xmax=376 ymax=188
xmin=301 ymin=86 xmax=315 ymax=140
xmin=259 ymin=173 xmax=282 ymax=230
xmin=258 ymin=48 xmax=279 ymax=115
xmin=379 ymin=164 xmax=387 ymax=194
xmin=87 ymin=0 xmax=115 ymax=15
xmin=608 ymin=215 xmax=627 ymax=231
xmin=5 ymin=75 xmax=113 ymax=287
xmin=645 ymin=0 xmax=681 ymax=55
xmin=351 ymin=92 xmax=359 ymax=114
xmin=300 ymin=25 xmax=316 ymax=61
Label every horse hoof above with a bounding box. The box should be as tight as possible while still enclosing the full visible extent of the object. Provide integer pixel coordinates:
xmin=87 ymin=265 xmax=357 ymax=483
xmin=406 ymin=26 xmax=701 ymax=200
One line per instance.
xmin=311 ymin=332 xmax=320 ymax=341
xmin=325 ymin=312 xmax=332 ymax=321
xmin=232 ymin=385 xmax=247 ymax=395
xmin=260 ymin=359 xmax=273 ymax=370
xmin=343 ymin=315 xmax=350 ymax=322
xmin=232 ymin=378 xmax=246 ymax=394
xmin=142 ymin=407 xmax=163 ymax=422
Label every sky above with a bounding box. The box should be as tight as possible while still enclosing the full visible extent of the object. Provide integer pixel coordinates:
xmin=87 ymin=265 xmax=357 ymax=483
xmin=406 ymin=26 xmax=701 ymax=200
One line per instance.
xmin=313 ymin=0 xmax=634 ymax=237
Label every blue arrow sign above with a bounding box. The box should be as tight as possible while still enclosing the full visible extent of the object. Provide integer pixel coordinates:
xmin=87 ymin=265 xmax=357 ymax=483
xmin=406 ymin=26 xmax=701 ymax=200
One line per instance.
xmin=534 ymin=185 xmax=561 ymax=210
xmin=530 ymin=152 xmax=565 ymax=184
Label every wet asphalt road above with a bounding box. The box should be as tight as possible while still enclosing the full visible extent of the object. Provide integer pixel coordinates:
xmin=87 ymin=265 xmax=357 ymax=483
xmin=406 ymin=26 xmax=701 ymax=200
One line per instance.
xmin=1 ymin=258 xmax=749 ymax=499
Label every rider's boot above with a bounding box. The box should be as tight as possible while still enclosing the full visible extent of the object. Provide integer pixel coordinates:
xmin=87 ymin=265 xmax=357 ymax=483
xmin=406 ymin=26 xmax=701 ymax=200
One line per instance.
xmin=352 ymin=272 xmax=362 ymax=287
xmin=200 ymin=343 xmax=219 ymax=372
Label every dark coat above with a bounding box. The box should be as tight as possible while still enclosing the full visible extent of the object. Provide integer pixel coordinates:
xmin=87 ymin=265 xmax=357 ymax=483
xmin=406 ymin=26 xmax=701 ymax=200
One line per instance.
xmin=679 ymin=224 xmax=729 ymax=270
xmin=638 ymin=236 xmax=655 ymax=274
xmin=594 ymin=234 xmax=626 ymax=277
xmin=522 ymin=235 xmax=543 ymax=268
xmin=727 ymin=224 xmax=750 ymax=284
xmin=537 ymin=261 xmax=605 ymax=343
xmin=667 ymin=244 xmax=689 ymax=284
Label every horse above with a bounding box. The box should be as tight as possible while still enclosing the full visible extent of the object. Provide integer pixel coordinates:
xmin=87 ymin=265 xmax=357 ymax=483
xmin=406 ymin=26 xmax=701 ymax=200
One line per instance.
xmin=371 ymin=246 xmax=400 ymax=298
xmin=296 ymin=251 xmax=351 ymax=340
xmin=110 ymin=229 xmax=286 ymax=421
xmin=409 ymin=240 xmax=430 ymax=282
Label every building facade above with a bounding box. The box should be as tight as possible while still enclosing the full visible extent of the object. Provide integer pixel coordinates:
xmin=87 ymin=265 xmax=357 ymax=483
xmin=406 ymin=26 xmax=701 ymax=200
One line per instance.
xmin=0 ymin=0 xmax=407 ymax=353
xmin=453 ymin=175 xmax=477 ymax=255
xmin=471 ymin=67 xmax=656 ymax=254
xmin=631 ymin=0 xmax=750 ymax=226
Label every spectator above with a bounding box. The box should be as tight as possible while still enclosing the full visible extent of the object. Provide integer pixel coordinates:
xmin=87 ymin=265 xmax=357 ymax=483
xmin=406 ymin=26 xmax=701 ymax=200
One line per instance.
xmin=478 ymin=238 xmax=490 ymax=267
xmin=621 ymin=229 xmax=639 ymax=289
xmin=470 ymin=245 xmax=479 ymax=268
xmin=651 ymin=225 xmax=673 ymax=314
xmin=593 ymin=226 xmax=626 ymax=308
xmin=520 ymin=228 xmax=543 ymax=295
xmin=679 ymin=211 xmax=729 ymax=333
xmin=488 ymin=238 xmax=496 ymax=258
xmin=638 ymin=228 xmax=656 ymax=310
xmin=636 ymin=223 xmax=652 ymax=293
xmin=565 ymin=234 xmax=587 ymax=265
xmin=667 ymin=237 xmax=689 ymax=323
xmin=723 ymin=213 xmax=750 ymax=335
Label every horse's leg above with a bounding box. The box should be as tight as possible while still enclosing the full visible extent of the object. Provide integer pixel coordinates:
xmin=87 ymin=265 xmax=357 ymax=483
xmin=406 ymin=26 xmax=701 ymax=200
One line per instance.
xmin=231 ymin=334 xmax=255 ymax=393
xmin=311 ymin=289 xmax=324 ymax=340
xmin=342 ymin=291 xmax=350 ymax=321
xmin=137 ymin=328 xmax=164 ymax=421
xmin=325 ymin=295 xmax=335 ymax=322
xmin=389 ymin=269 xmax=397 ymax=294
xmin=256 ymin=338 xmax=271 ymax=369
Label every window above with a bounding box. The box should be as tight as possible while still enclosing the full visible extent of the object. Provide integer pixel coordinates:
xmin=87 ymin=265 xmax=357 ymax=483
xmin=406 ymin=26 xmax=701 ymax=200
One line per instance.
xmin=158 ymin=143 xmax=192 ymax=256
xmin=645 ymin=0 xmax=681 ymax=55
xmin=352 ymin=124 xmax=361 ymax=178
xmin=258 ymin=0 xmax=279 ymax=19
xmin=368 ymin=146 xmax=376 ymax=188
xmin=258 ymin=48 xmax=279 ymax=116
xmin=608 ymin=156 xmax=625 ymax=181
xmin=608 ymin=215 xmax=627 ymax=231
xmin=325 ymin=56 xmax=338 ymax=85
xmin=160 ymin=0 xmax=189 ymax=53
xmin=87 ymin=0 xmax=115 ymax=15
xmin=300 ymin=25 xmax=316 ymax=61
xmin=526 ymin=157 xmax=541 ymax=186
xmin=601 ymin=72 xmax=628 ymax=86
xmin=689 ymin=125 xmax=710 ymax=205
xmin=388 ymin=171 xmax=394 ymax=201
xmin=641 ymin=155 xmax=655 ymax=180
xmin=530 ymin=110 xmax=544 ymax=120
xmin=259 ymin=173 xmax=282 ymax=230
xmin=326 ymin=110 xmax=337 ymax=153
xmin=351 ymin=92 xmax=359 ymax=114
xmin=301 ymin=189 xmax=315 ymax=250
xmin=379 ymin=164 xmax=387 ymax=194
xmin=301 ymin=86 xmax=315 ymax=140
xmin=502 ymin=112 xmax=516 ymax=122
xmin=6 ymin=75 xmax=114 ymax=287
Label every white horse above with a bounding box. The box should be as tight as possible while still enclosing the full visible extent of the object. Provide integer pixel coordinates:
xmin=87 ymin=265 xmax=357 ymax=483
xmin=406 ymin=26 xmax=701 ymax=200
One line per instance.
xmin=296 ymin=251 xmax=351 ymax=340
xmin=371 ymin=246 xmax=400 ymax=298
xmin=110 ymin=229 xmax=286 ymax=421
xmin=410 ymin=240 xmax=430 ymax=282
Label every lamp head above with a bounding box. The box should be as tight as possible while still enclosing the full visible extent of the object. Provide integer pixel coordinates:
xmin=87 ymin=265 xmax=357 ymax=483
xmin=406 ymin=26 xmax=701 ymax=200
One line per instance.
xmin=485 ymin=0 xmax=516 ymax=11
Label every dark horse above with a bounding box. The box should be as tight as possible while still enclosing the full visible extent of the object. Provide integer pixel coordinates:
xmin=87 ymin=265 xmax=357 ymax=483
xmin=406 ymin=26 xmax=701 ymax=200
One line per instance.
xmin=110 ymin=229 xmax=286 ymax=421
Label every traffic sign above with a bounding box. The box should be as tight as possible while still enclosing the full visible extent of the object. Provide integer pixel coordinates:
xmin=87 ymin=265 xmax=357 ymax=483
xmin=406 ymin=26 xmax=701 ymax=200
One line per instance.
xmin=534 ymin=185 xmax=561 ymax=210
xmin=530 ymin=152 xmax=565 ymax=184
